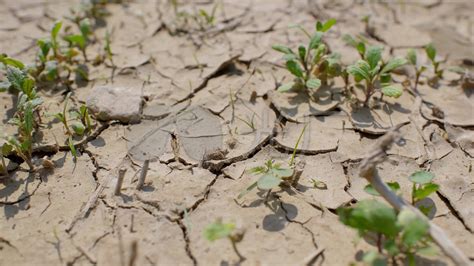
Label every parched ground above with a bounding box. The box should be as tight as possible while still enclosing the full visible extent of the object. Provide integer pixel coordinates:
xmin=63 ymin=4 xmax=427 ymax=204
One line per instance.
xmin=1 ymin=0 xmax=473 ymax=265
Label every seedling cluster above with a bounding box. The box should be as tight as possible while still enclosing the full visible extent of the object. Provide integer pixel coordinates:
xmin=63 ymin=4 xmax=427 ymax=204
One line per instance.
xmin=273 ymin=19 xmax=341 ymax=98
xmin=204 ymin=219 xmax=245 ymax=261
xmin=0 ymin=1 xmax=115 ymax=173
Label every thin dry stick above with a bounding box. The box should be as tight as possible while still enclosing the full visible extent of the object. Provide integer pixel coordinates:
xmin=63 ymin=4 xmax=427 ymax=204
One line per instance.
xmin=114 ymin=168 xmax=127 ymax=196
xmin=136 ymin=160 xmax=149 ymax=190
xmin=359 ymin=130 xmax=470 ymax=266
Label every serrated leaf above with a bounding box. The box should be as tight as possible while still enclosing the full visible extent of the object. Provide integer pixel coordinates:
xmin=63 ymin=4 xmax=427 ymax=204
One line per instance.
xmin=409 ymin=171 xmax=434 ymax=184
xmin=6 ymin=66 xmax=26 ymax=91
xmin=306 ymin=78 xmax=321 ymax=89
xmin=286 ymin=60 xmax=304 ymax=78
xmin=406 ymin=49 xmax=417 ymax=66
xmin=204 ymin=221 xmax=235 ymax=242
xmin=277 ymin=82 xmax=295 ymax=92
xmin=347 ymin=60 xmax=371 ymax=82
xmin=365 ymin=46 xmax=382 ymax=69
xmin=425 ymin=43 xmax=436 ymax=62
xmin=257 ymin=173 xmax=281 ymax=190
xmin=413 ymin=183 xmax=439 ymax=202
xmin=397 ymin=209 xmax=429 ymax=247
xmin=272 ymin=45 xmax=293 ymax=54
xmin=381 ymin=57 xmax=407 ymax=74
xmin=381 ymin=85 xmax=403 ymax=98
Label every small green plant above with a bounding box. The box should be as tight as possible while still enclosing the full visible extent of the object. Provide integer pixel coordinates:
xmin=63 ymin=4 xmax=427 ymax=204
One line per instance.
xmin=338 ymin=200 xmax=438 ymax=265
xmin=204 ymin=219 xmax=245 ymax=261
xmin=347 ymin=45 xmax=407 ymax=106
xmin=424 ymin=43 xmax=443 ymax=79
xmin=1 ymin=56 xmax=43 ymax=171
xmin=363 ymin=171 xmax=439 ymax=216
xmin=406 ymin=49 xmax=427 ymax=93
xmin=54 ymin=93 xmax=92 ymax=136
xmin=33 ymin=20 xmax=90 ymax=87
xmin=238 ymin=159 xmax=294 ymax=199
xmin=408 ymin=171 xmax=439 ymax=208
xmin=272 ymin=19 xmax=341 ymax=97
xmin=170 ymin=1 xmax=219 ymax=31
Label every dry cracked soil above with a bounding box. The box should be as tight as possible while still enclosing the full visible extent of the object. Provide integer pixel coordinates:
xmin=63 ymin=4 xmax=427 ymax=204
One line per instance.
xmin=0 ymin=0 xmax=473 ymax=265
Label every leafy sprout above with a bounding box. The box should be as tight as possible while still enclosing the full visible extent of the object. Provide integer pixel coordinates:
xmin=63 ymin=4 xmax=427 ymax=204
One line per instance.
xmin=406 ymin=49 xmax=427 ymax=93
xmin=238 ymin=159 xmax=294 ymax=199
xmin=338 ymin=200 xmax=437 ymax=265
xmin=347 ymin=45 xmax=407 ymax=106
xmin=204 ymin=219 xmax=245 ymax=261
xmin=408 ymin=171 xmax=439 ymax=209
xmin=425 ymin=43 xmax=443 ymax=79
xmin=272 ymin=19 xmax=341 ymax=98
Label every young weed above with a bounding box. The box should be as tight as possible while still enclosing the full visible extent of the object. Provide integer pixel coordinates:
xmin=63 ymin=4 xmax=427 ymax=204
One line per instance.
xmin=55 ymin=93 xmax=92 ymax=136
xmin=406 ymin=49 xmax=427 ymax=93
xmin=347 ymin=45 xmax=407 ymax=106
xmin=204 ymin=218 xmax=245 ymax=261
xmin=338 ymin=200 xmax=437 ymax=265
xmin=272 ymin=19 xmax=341 ymax=98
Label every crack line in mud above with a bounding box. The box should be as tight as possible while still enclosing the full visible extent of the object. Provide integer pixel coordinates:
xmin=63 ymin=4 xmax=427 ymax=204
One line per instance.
xmin=436 ymin=191 xmax=473 ymax=233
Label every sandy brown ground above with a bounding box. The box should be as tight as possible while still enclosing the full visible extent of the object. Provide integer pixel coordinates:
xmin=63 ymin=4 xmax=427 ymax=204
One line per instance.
xmin=0 ymin=0 xmax=473 ymax=265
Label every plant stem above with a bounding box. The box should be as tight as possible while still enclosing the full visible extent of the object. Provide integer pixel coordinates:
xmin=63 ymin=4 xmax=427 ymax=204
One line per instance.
xmin=376 ymin=233 xmax=383 ymax=253
xmin=229 ymin=239 xmax=245 ymax=262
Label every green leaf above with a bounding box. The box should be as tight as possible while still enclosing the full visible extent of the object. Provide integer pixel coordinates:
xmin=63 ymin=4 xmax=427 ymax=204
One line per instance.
xmin=272 ymin=45 xmax=293 ymax=54
xmin=342 ymin=34 xmax=357 ymax=47
xmin=285 ymin=60 xmax=304 ymax=78
xmin=257 ymin=173 xmax=281 ymax=190
xmin=282 ymin=53 xmax=298 ymax=61
xmin=64 ymin=34 xmax=86 ymax=50
xmin=306 ymin=78 xmax=321 ymax=89
xmin=347 ymin=60 xmax=371 ymax=82
xmin=68 ymin=137 xmax=77 ymax=159
xmin=204 ymin=221 xmax=235 ymax=242
xmin=406 ymin=49 xmax=417 ymax=66
xmin=309 ymin=32 xmax=323 ymax=50
xmin=24 ymin=102 xmax=34 ymax=136
xmin=298 ymin=45 xmax=306 ymax=61
xmin=6 ymin=66 xmax=26 ymax=91
xmin=71 ymin=122 xmax=85 ymax=136
xmin=381 ymin=85 xmax=403 ymax=98
xmin=413 ymin=183 xmax=439 ymax=202
xmin=397 ymin=209 xmax=429 ymax=247
xmin=51 ymin=21 xmax=62 ymax=41
xmin=362 ymin=250 xmax=387 ymax=266
xmin=365 ymin=46 xmax=382 ymax=69
xmin=364 ymin=182 xmax=400 ymax=196
xmin=319 ymin=18 xmax=336 ymax=32
xmin=44 ymin=61 xmax=58 ymax=81
xmin=381 ymin=57 xmax=407 ymax=74
xmin=310 ymin=179 xmax=328 ymax=190
xmin=79 ymin=18 xmax=91 ymax=37
xmin=338 ymin=199 xmax=399 ymax=237
xmin=0 ymin=57 xmax=25 ymax=69
xmin=409 ymin=171 xmax=434 ymax=184
xmin=380 ymin=73 xmax=391 ymax=85
xmin=277 ymin=82 xmax=295 ymax=92
xmin=2 ymin=143 xmax=13 ymax=155
xmin=356 ymin=42 xmax=366 ymax=57
xmin=425 ymin=43 xmax=436 ymax=62
xmin=238 ymin=181 xmax=257 ymax=199
xmin=271 ymin=167 xmax=293 ymax=178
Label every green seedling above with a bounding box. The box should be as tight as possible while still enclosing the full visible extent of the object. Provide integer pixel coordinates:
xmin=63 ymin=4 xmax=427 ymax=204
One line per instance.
xmin=408 ymin=171 xmax=439 ymax=207
xmin=424 ymin=43 xmax=443 ymax=79
xmin=406 ymin=49 xmax=427 ymax=93
xmin=272 ymin=19 xmax=341 ymax=98
xmin=347 ymin=45 xmax=407 ymax=106
xmin=68 ymin=136 xmax=77 ymax=159
xmin=55 ymin=93 xmax=90 ymax=136
xmin=338 ymin=200 xmax=438 ymax=265
xmin=236 ymin=114 xmax=256 ymax=132
xmin=238 ymin=159 xmax=294 ymax=199
xmin=343 ymin=34 xmax=369 ymax=59
xmin=204 ymin=219 xmax=245 ymax=261
xmin=170 ymin=1 xmax=219 ymax=31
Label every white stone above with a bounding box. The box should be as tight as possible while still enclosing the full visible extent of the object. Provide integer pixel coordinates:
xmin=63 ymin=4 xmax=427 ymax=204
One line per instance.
xmin=87 ymin=86 xmax=143 ymax=123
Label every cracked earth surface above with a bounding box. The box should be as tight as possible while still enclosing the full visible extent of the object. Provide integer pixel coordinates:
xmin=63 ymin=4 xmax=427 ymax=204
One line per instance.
xmin=1 ymin=0 xmax=473 ymax=265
